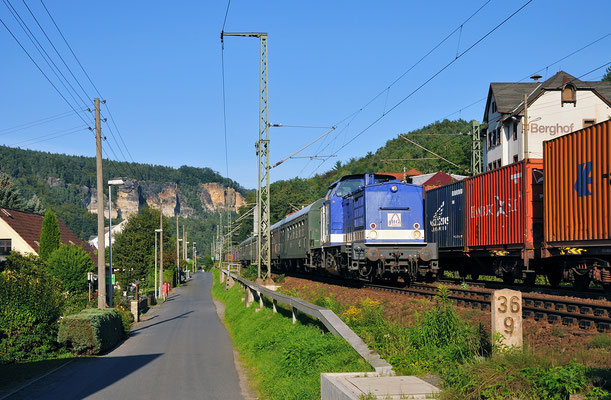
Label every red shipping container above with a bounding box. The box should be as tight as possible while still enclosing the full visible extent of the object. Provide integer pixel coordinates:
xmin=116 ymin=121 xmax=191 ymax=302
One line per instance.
xmin=465 ymin=159 xmax=544 ymax=258
xmin=544 ymin=120 xmax=611 ymax=245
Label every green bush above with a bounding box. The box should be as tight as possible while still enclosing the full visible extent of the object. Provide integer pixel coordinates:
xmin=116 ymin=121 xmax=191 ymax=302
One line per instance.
xmin=0 ymin=253 xmax=63 ymax=363
xmin=116 ymin=307 xmax=134 ymax=335
xmin=47 ymin=244 xmax=94 ymax=293
xmin=241 ymin=264 xmax=258 ymax=281
xmin=57 ymin=308 xmax=123 ymax=354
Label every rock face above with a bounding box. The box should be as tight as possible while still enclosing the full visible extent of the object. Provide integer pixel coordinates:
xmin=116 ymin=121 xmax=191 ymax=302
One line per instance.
xmin=81 ymin=178 xmax=244 ymax=219
xmin=199 ymin=183 xmax=245 ymax=213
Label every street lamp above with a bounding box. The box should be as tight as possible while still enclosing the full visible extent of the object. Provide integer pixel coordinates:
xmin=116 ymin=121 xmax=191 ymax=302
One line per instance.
xmin=178 ymin=238 xmax=183 ymax=284
xmin=108 ymin=179 xmax=124 ymax=307
xmin=192 ymin=242 xmax=197 ymax=272
xmin=155 ymin=228 xmax=163 ymax=299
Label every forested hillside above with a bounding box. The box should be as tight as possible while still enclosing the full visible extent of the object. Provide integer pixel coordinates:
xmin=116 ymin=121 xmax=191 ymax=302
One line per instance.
xmin=236 ymin=119 xmax=475 ymax=242
xmin=0 ymin=145 xmax=246 ymax=244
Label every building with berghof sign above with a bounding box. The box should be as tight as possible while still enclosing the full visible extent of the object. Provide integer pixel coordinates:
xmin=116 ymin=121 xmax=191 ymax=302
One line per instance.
xmin=482 ymin=70 xmax=611 ymax=171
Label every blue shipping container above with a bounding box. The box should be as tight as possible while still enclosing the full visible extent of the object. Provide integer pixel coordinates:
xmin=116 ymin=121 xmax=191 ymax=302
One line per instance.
xmin=425 ymin=181 xmax=465 ymax=249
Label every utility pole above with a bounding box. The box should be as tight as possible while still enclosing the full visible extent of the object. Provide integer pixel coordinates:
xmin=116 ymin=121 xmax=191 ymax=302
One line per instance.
xmin=95 ymin=98 xmax=106 ymax=309
xmin=471 ymin=121 xmax=482 ymax=176
xmin=221 ymin=31 xmax=270 ymax=281
xmin=182 ymin=224 xmax=186 ymax=265
xmin=523 ymin=93 xmax=529 ymax=160
xmin=159 ymin=198 xmax=163 ymax=298
xmin=176 ymin=210 xmax=180 ymax=285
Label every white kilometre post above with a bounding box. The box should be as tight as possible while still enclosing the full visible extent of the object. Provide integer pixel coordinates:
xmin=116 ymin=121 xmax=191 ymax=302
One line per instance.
xmin=491 ymin=289 xmax=523 ymax=349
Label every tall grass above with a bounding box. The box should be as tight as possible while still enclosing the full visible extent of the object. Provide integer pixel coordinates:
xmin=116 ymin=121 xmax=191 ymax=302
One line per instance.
xmin=211 ymin=270 xmax=371 ymax=400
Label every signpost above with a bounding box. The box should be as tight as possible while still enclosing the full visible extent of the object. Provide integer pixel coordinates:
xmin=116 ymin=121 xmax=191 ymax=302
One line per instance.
xmin=491 ymin=289 xmax=523 ymax=349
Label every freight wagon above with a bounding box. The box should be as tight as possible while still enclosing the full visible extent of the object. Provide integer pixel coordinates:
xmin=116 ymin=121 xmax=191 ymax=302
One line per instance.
xmin=542 ymin=119 xmax=611 ymax=290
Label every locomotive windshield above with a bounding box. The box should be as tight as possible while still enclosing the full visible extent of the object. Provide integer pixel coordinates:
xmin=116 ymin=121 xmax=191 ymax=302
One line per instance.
xmin=335 ymin=179 xmax=363 ymax=197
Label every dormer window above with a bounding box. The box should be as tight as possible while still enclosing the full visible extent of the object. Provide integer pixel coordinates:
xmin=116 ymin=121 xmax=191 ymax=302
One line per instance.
xmin=561 ymin=83 xmax=576 ymax=106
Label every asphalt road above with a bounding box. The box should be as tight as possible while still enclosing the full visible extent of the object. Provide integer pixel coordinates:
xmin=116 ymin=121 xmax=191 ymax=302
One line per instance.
xmin=10 ymin=271 xmax=244 ymax=400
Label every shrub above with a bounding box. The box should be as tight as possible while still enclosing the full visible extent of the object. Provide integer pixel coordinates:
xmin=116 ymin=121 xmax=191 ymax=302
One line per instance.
xmin=241 ymin=264 xmax=258 ymax=281
xmin=0 ymin=254 xmax=63 ymax=363
xmin=46 ymin=244 xmax=94 ymax=293
xmin=57 ymin=309 xmax=123 ymax=354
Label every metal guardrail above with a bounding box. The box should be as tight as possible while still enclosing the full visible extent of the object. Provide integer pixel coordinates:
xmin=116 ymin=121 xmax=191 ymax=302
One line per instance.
xmin=220 ymin=269 xmax=394 ymax=375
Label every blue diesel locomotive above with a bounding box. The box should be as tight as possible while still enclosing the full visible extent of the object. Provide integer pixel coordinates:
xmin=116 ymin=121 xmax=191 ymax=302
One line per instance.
xmin=239 ymin=173 xmax=439 ymax=283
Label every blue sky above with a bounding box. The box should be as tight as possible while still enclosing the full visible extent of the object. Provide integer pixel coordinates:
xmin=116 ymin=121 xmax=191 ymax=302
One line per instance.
xmin=1 ymin=0 xmax=610 ymax=189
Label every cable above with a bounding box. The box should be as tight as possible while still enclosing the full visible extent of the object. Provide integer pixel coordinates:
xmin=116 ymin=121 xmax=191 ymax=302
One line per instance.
xmin=8 ymin=124 xmax=86 ymax=145
xmin=3 ymin=0 xmax=91 ymax=111
xmin=310 ymin=0 xmax=533 ymax=177
xmin=21 ymin=0 xmax=92 ymax=102
xmin=38 ymin=0 xmax=147 ymax=181
xmin=332 ymin=0 xmax=493 ymax=128
xmin=0 ymin=15 xmax=91 ymax=127
xmin=221 ymin=0 xmax=231 ymax=32
xmin=13 ymin=126 xmax=86 ymax=147
xmin=0 ymin=109 xmax=83 ymax=135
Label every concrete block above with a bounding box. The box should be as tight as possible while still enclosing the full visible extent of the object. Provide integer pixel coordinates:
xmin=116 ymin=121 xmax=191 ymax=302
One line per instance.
xmin=245 ymin=288 xmax=255 ymax=307
xmin=130 ymin=300 xmax=139 ymax=322
xmin=491 ymin=289 xmax=523 ymax=349
xmin=321 ymin=373 xmax=439 ymax=400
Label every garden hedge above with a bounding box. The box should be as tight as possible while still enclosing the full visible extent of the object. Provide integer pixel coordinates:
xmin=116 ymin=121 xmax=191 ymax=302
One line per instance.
xmin=57 ymin=309 xmax=123 ymax=354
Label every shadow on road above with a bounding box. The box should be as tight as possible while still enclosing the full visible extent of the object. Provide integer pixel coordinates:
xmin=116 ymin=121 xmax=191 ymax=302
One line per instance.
xmin=5 ymin=354 xmax=162 ymax=400
xmin=130 ymin=311 xmax=193 ymax=335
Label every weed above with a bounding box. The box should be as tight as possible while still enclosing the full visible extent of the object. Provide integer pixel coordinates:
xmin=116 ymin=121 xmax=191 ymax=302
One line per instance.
xmin=241 ymin=265 xmax=258 ymax=281
xmin=587 ymin=334 xmax=611 ymax=349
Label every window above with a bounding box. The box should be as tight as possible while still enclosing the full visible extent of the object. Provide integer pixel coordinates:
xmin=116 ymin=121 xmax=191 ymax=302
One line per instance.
xmin=561 ymin=84 xmax=576 ymax=106
xmin=513 ymin=155 xmax=519 ymax=163
xmin=488 ymin=130 xmax=493 ymax=149
xmin=513 ymin=122 xmax=518 ymax=141
xmin=583 ymin=119 xmax=596 ymax=128
xmin=0 ymin=239 xmax=11 ymax=256
xmin=491 ymin=101 xmax=497 ymax=113
xmin=488 ymin=162 xmax=492 ymax=171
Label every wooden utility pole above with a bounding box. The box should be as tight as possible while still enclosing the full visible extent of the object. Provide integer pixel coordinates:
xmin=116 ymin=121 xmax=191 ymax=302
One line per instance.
xmin=176 ymin=209 xmax=180 ymax=284
xmin=95 ymin=98 xmax=106 ymax=309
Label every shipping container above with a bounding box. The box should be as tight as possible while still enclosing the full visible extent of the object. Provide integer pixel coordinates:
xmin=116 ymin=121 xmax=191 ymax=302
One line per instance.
xmin=465 ymin=159 xmax=544 ymax=261
xmin=544 ymin=119 xmax=611 ymax=247
xmin=425 ymin=181 xmax=465 ymax=249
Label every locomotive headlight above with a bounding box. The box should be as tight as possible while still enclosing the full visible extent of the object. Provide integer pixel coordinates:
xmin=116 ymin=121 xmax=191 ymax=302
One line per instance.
xmin=390 ymin=185 xmax=398 ymax=192
xmin=369 ymin=230 xmax=378 ymax=239
xmin=413 ymin=230 xmax=421 ymax=239
xmin=413 ymin=222 xmax=420 ymax=230
xmin=370 ymin=223 xmax=376 ymax=230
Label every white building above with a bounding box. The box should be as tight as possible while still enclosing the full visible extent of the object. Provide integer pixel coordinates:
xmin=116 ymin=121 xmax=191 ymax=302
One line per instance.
xmin=89 ymin=219 xmax=128 ymax=249
xmin=482 ymin=71 xmax=611 ymax=170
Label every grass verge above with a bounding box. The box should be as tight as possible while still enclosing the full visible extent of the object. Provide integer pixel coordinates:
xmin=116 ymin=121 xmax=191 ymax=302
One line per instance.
xmin=211 ymin=269 xmax=372 ymax=400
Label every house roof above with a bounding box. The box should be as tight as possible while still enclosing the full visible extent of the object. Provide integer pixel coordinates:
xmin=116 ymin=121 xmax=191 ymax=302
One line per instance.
xmin=0 ymin=208 xmax=96 ymax=264
xmin=483 ymin=71 xmax=611 ymax=123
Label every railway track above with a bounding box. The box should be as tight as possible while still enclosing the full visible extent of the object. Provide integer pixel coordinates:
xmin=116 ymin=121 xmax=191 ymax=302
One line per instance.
xmin=364 ymin=282 xmax=611 ymax=333
xmin=277 ymin=271 xmax=611 ymax=333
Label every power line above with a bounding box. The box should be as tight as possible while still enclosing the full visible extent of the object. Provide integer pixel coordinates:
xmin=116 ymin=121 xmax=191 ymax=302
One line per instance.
xmin=11 ymin=125 xmax=86 ymax=146
xmin=310 ymin=0 xmax=533 ymax=177
xmin=221 ymin=0 xmax=231 ymax=32
xmin=3 ymin=0 xmax=91 ymax=111
xmin=331 ymin=0 xmax=493 ymax=128
xmin=21 ymin=0 xmax=93 ymax=102
xmin=0 ymin=14 xmax=91 ymax=127
xmin=37 ymin=0 xmax=146 ymax=181
xmin=0 ymin=109 xmax=83 ymax=135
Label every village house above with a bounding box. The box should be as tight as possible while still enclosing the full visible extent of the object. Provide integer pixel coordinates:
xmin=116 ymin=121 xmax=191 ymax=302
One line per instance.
xmin=0 ymin=208 xmax=96 ymax=262
xmin=482 ymin=70 xmax=611 ymax=170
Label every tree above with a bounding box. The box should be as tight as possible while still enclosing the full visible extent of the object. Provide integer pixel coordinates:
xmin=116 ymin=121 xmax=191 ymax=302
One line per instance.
xmin=0 ymin=173 xmax=26 ymax=210
xmin=25 ymin=194 xmax=45 ymax=214
xmin=39 ymin=210 xmax=61 ymax=261
xmin=603 ymin=66 xmax=611 ymax=82
xmin=46 ymin=245 xmax=94 ymax=293
xmin=112 ymin=207 xmax=171 ymax=288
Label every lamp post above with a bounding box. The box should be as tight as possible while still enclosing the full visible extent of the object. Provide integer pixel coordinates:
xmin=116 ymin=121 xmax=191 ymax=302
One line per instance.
xmin=192 ymin=242 xmax=196 ymax=272
xmin=155 ymin=228 xmax=163 ymax=299
xmin=108 ymin=179 xmax=124 ymax=307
